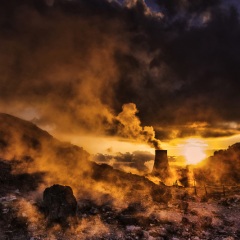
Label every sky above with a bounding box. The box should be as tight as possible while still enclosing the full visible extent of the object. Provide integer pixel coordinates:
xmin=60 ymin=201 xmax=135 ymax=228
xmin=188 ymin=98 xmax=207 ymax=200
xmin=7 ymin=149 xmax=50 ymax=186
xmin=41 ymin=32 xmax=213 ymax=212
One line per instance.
xmin=1 ymin=0 xmax=240 ymax=157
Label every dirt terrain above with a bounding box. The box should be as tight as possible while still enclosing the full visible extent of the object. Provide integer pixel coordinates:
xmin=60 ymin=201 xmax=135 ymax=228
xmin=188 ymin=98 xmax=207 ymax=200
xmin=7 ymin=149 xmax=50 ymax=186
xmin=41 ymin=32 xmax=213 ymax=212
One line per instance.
xmin=1 ymin=158 xmax=240 ymax=240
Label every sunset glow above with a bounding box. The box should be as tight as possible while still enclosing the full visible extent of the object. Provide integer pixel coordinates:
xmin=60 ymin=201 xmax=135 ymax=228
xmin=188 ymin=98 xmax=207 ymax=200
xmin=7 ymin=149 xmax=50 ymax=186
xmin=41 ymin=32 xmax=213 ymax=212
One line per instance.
xmin=182 ymin=139 xmax=207 ymax=165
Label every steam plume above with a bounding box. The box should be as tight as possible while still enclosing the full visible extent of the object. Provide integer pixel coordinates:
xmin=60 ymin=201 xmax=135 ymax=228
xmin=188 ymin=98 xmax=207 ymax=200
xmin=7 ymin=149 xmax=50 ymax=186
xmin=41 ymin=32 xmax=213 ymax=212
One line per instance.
xmin=115 ymin=103 xmax=161 ymax=149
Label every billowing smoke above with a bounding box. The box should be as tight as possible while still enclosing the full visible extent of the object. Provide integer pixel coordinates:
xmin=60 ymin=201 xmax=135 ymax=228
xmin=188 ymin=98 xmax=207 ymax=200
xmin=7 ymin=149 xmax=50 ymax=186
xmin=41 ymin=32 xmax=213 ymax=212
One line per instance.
xmin=115 ymin=103 xmax=161 ymax=149
xmin=0 ymin=0 xmax=240 ymax=142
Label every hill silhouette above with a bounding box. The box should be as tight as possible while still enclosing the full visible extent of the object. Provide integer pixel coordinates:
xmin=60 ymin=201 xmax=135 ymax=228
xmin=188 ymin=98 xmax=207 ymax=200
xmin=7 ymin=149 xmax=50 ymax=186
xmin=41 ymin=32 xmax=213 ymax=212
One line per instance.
xmin=0 ymin=113 xmax=91 ymax=178
xmin=195 ymin=143 xmax=240 ymax=184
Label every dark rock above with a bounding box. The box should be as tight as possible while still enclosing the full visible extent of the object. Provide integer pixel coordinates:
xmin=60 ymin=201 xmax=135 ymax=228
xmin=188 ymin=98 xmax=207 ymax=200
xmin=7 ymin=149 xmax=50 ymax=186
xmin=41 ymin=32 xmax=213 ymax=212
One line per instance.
xmin=0 ymin=161 xmax=11 ymax=183
xmin=43 ymin=184 xmax=77 ymax=225
xmin=166 ymin=225 xmax=181 ymax=234
xmin=0 ymin=160 xmax=44 ymax=192
xmin=117 ymin=214 xmax=139 ymax=226
xmin=121 ymin=202 xmax=144 ymax=215
xmin=181 ymin=217 xmax=190 ymax=225
xmin=223 ymin=219 xmax=235 ymax=227
xmin=236 ymin=230 xmax=240 ymax=237
xmin=78 ymin=199 xmax=99 ymax=215
xmin=219 ymin=197 xmax=240 ymax=207
xmin=201 ymin=196 xmax=209 ymax=202
xmin=190 ymin=209 xmax=198 ymax=216
xmin=217 ymin=229 xmax=228 ymax=235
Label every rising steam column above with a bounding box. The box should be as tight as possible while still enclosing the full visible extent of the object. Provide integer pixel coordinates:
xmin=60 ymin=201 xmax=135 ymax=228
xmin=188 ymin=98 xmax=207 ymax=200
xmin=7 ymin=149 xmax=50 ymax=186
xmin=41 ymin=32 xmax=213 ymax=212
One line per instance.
xmin=152 ymin=150 xmax=169 ymax=180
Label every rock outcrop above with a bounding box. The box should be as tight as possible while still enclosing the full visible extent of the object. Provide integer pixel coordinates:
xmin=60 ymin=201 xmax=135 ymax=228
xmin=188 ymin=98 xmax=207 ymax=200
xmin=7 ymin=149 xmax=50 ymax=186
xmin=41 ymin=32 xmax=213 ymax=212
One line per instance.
xmin=43 ymin=184 xmax=77 ymax=225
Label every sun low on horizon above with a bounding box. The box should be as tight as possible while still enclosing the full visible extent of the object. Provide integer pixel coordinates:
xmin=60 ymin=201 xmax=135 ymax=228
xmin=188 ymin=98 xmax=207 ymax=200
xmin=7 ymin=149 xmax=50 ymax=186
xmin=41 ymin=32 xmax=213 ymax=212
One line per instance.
xmin=182 ymin=138 xmax=208 ymax=165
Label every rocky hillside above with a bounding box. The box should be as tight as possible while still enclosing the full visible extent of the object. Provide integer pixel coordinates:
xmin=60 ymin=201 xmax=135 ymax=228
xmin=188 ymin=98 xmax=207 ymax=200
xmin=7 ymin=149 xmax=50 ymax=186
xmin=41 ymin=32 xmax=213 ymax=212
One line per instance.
xmin=0 ymin=113 xmax=89 ymax=163
xmin=195 ymin=143 xmax=240 ymax=184
xmin=0 ymin=113 xmax=93 ymax=182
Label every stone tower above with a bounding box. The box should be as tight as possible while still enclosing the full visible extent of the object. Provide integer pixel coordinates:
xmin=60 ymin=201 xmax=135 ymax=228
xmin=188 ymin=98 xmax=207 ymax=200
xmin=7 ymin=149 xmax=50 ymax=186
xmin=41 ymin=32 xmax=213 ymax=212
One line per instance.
xmin=152 ymin=150 xmax=169 ymax=180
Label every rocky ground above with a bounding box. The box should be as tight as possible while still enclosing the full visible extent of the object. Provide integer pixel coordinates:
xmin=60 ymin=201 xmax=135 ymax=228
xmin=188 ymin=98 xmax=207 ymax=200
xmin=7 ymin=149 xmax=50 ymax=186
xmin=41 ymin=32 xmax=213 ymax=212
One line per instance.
xmin=1 ymin=160 xmax=240 ymax=240
xmin=0 ymin=114 xmax=240 ymax=240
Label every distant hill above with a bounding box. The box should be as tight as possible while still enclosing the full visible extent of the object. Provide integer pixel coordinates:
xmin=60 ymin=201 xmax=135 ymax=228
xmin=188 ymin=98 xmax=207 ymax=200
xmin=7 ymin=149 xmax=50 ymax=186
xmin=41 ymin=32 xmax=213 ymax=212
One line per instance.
xmin=0 ymin=113 xmax=91 ymax=178
xmin=195 ymin=143 xmax=240 ymax=184
xmin=0 ymin=113 xmax=53 ymax=158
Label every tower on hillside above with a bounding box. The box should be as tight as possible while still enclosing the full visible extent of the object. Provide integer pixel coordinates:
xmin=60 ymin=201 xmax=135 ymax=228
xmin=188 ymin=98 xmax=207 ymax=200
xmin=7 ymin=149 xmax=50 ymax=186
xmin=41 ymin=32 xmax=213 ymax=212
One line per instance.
xmin=152 ymin=150 xmax=169 ymax=180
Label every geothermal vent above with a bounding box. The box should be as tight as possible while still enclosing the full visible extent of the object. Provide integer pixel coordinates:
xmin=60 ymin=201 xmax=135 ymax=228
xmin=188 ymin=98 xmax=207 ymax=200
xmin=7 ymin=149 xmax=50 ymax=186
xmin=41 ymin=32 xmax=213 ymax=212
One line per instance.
xmin=152 ymin=150 xmax=169 ymax=180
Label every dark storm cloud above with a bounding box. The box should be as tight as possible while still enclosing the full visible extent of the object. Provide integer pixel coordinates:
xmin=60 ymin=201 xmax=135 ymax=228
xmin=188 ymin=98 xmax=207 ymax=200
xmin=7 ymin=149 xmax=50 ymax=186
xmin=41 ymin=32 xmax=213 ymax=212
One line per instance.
xmin=154 ymin=0 xmax=220 ymax=15
xmin=114 ymin=0 xmax=240 ymax=139
xmin=0 ymin=0 xmax=240 ymax=142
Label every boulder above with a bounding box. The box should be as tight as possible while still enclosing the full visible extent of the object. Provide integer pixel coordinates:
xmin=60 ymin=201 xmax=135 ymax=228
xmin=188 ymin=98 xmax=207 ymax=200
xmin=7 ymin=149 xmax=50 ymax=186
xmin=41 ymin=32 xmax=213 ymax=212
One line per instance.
xmin=43 ymin=184 xmax=77 ymax=225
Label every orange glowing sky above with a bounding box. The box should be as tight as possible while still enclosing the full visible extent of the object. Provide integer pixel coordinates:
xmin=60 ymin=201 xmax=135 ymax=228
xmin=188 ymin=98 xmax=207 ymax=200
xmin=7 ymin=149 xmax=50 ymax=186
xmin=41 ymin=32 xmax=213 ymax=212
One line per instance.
xmin=53 ymin=131 xmax=240 ymax=164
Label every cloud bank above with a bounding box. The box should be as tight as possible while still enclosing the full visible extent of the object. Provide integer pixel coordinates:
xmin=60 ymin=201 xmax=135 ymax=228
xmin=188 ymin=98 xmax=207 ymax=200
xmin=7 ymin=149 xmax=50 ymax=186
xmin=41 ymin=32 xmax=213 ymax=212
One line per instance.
xmin=1 ymin=0 xmax=240 ymax=142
